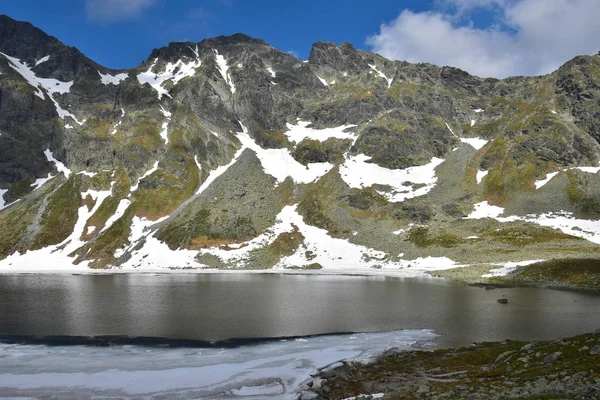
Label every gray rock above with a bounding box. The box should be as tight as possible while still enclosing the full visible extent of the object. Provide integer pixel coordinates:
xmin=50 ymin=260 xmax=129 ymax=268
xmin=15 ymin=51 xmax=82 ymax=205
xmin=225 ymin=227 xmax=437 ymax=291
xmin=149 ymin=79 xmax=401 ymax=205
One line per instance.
xmin=544 ymin=352 xmax=562 ymax=363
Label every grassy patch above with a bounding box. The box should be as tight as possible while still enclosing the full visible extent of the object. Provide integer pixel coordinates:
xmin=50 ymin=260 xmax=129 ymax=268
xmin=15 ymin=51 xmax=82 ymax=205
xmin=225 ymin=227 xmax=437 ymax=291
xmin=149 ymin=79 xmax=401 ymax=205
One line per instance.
xmin=408 ymin=227 xmax=466 ymax=248
xmin=483 ymin=224 xmax=580 ymax=247
xmin=32 ymin=177 xmax=82 ymax=249
xmin=498 ymin=258 xmax=600 ymax=289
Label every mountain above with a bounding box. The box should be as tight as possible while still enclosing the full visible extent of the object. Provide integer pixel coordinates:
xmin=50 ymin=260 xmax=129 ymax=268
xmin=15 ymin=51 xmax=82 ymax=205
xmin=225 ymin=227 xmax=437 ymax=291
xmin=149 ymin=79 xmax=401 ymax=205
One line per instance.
xmin=0 ymin=14 xmax=599 ymax=275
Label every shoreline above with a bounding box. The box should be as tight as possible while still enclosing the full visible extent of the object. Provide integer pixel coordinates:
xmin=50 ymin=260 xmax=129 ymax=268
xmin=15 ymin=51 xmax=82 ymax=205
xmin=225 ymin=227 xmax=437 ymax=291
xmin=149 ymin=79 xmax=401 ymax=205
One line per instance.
xmin=305 ymin=331 xmax=600 ymax=400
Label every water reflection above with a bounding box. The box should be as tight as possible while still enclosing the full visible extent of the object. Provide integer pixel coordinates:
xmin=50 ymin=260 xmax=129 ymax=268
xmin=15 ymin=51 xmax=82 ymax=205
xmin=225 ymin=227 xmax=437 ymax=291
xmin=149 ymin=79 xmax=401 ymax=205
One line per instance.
xmin=0 ymin=274 xmax=599 ymax=347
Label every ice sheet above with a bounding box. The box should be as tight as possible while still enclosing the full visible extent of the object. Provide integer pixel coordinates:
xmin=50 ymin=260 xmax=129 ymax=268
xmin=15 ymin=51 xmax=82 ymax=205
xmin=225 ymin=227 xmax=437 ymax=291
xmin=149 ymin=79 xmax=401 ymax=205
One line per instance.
xmin=0 ymin=329 xmax=437 ymax=399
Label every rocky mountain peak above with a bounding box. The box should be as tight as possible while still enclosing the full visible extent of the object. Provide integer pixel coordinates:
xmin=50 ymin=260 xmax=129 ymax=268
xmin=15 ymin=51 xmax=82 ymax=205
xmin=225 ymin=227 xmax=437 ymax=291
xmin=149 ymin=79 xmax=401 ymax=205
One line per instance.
xmin=0 ymin=16 xmax=599 ymax=275
xmin=0 ymin=14 xmax=100 ymax=81
xmin=308 ymin=41 xmax=369 ymax=73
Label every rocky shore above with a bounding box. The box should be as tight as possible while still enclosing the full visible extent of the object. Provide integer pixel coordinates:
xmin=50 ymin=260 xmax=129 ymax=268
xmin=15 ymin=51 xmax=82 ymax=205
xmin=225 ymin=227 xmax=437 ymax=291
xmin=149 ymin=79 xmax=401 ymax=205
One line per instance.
xmin=301 ymin=332 xmax=600 ymax=400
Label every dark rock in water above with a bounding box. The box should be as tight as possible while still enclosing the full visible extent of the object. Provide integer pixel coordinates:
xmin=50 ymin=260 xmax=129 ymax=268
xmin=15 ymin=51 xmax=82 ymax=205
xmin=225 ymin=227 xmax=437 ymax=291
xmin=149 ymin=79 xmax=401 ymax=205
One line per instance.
xmin=497 ymin=298 xmax=508 ymax=304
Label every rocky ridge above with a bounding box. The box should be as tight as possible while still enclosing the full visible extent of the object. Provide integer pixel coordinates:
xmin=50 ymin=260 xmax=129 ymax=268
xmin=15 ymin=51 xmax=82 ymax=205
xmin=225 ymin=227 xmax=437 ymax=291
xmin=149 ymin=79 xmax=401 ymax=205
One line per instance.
xmin=0 ymin=14 xmax=599 ymax=275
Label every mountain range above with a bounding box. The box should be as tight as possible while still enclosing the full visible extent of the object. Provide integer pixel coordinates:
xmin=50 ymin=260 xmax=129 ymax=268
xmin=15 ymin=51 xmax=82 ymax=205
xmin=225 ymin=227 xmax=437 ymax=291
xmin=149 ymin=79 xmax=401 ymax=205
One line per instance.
xmin=0 ymin=14 xmax=599 ymax=276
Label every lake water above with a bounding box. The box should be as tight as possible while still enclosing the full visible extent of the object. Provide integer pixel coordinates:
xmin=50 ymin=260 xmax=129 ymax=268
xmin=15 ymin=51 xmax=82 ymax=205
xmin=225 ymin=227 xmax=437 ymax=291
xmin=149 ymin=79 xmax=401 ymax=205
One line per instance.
xmin=1 ymin=273 xmax=599 ymax=399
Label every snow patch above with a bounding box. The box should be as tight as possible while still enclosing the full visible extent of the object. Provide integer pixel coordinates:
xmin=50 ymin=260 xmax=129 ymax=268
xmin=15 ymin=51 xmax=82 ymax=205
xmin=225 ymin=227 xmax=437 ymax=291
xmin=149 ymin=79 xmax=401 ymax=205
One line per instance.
xmin=368 ymin=64 xmax=393 ymax=88
xmin=317 ymin=76 xmax=329 ymax=86
xmin=237 ymin=123 xmax=334 ymax=184
xmin=343 ymin=394 xmax=385 ymax=400
xmin=137 ymin=55 xmax=202 ymax=100
xmin=535 ymin=171 xmax=560 ymax=189
xmin=284 ymin=120 xmax=357 ymax=144
xmin=100 ymin=199 xmax=131 ymax=234
xmin=0 ymin=189 xmax=7 ymax=211
xmin=159 ymin=106 xmax=172 ymax=144
xmin=44 ymin=149 xmax=72 ymax=179
xmin=465 ymin=201 xmax=506 ymax=219
xmin=266 ymin=66 xmax=276 ymax=78
xmin=574 ymin=166 xmax=600 ymax=174
xmin=31 ymin=173 xmax=55 ymax=191
xmin=98 ymin=71 xmax=128 ymax=85
xmin=34 ymin=55 xmax=50 ymax=66
xmin=471 ymin=119 xmax=476 ymax=127
xmin=473 ymin=108 xmax=484 ymax=113
xmin=476 ymin=170 xmax=488 ymax=184
xmin=194 ymin=155 xmax=202 ymax=173
xmin=340 ymin=154 xmax=444 ymax=203
xmin=213 ymin=49 xmax=236 ymax=94
xmin=195 ymin=141 xmax=247 ymax=195
xmin=460 ymin=137 xmax=489 ymax=150
xmin=131 ymin=161 xmax=159 ymax=192
xmin=0 ymin=189 xmax=111 ymax=271
xmin=1 ymin=52 xmax=83 ymax=124
xmin=483 ymin=260 xmax=545 ymax=278
xmin=120 ymin=216 xmax=198 ymax=269
xmin=199 ymin=205 xmax=459 ymax=274
xmin=467 ymin=204 xmax=600 ymax=244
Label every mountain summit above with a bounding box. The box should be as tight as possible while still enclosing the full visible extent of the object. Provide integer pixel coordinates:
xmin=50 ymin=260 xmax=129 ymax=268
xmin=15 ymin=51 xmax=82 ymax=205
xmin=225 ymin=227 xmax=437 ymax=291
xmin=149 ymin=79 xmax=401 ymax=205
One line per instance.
xmin=0 ymin=15 xmax=599 ymax=274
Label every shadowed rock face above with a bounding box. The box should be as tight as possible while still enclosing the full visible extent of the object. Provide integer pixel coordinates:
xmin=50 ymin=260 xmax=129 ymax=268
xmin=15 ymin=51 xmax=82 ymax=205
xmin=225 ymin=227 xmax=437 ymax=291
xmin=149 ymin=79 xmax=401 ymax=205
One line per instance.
xmin=0 ymin=14 xmax=600 ymax=270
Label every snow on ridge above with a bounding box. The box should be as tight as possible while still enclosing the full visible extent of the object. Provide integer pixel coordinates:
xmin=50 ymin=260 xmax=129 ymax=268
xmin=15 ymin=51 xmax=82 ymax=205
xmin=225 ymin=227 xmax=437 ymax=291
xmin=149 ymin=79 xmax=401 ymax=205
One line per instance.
xmin=34 ymin=55 xmax=50 ymax=66
xmin=98 ymin=71 xmax=128 ymax=85
xmin=137 ymin=55 xmax=202 ymax=100
xmin=159 ymin=106 xmax=172 ymax=144
xmin=237 ymin=122 xmax=334 ymax=184
xmin=99 ymin=199 xmax=131 ymax=234
xmin=284 ymin=120 xmax=357 ymax=144
xmin=340 ymin=154 xmax=444 ymax=203
xmin=213 ymin=49 xmax=236 ymax=94
xmin=368 ymin=64 xmax=393 ymax=88
xmin=44 ymin=149 xmax=72 ymax=179
xmin=266 ymin=65 xmax=276 ymax=78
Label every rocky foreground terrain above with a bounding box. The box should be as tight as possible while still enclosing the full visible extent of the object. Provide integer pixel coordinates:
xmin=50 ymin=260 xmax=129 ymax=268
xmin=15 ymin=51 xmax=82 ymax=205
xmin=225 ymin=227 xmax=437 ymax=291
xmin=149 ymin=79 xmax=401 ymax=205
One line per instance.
xmin=304 ymin=332 xmax=600 ymax=400
xmin=0 ymin=15 xmax=599 ymax=279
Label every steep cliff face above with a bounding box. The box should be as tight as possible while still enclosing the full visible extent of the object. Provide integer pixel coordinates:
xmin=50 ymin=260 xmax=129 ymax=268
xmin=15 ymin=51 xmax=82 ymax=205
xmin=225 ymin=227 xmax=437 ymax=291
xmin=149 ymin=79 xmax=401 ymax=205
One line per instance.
xmin=0 ymin=14 xmax=599 ymax=273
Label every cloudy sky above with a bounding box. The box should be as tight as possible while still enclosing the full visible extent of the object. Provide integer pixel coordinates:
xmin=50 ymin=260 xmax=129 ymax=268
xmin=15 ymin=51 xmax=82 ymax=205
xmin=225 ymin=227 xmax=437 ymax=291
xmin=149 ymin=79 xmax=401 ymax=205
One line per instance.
xmin=3 ymin=0 xmax=600 ymax=78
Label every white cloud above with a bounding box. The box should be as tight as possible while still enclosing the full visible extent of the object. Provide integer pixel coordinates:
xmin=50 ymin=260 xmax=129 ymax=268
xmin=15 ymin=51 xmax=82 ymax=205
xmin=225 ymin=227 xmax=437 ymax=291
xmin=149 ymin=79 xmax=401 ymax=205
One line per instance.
xmin=368 ymin=0 xmax=600 ymax=78
xmin=86 ymin=0 xmax=158 ymax=22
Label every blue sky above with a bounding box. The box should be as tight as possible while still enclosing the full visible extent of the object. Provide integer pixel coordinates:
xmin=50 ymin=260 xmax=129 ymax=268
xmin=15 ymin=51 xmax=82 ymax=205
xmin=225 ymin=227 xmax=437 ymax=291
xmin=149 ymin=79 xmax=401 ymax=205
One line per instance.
xmin=3 ymin=0 xmax=436 ymax=68
xmin=3 ymin=0 xmax=600 ymax=78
